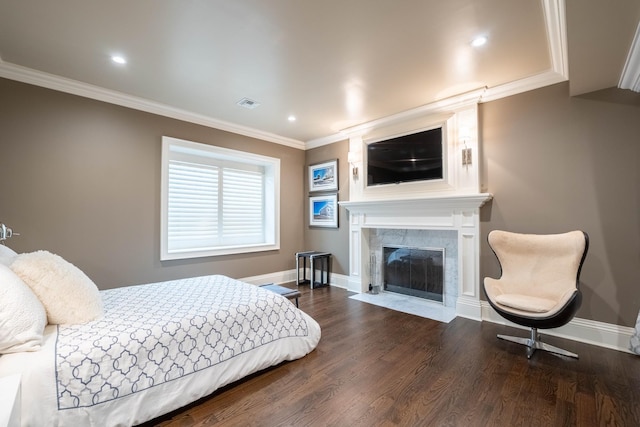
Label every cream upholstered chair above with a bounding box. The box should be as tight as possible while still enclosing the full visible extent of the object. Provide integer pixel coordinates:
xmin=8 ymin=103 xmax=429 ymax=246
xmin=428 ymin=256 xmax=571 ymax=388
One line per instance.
xmin=483 ymin=230 xmax=589 ymax=359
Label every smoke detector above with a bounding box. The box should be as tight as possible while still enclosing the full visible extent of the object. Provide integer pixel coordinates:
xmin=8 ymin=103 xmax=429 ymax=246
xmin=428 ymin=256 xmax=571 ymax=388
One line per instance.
xmin=236 ymin=97 xmax=261 ymax=109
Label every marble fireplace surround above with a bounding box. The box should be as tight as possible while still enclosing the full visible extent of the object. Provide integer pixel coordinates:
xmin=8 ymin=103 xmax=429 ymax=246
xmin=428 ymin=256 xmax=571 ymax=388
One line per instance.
xmin=375 ymin=230 xmax=456 ymax=307
xmin=341 ymin=194 xmax=492 ymax=320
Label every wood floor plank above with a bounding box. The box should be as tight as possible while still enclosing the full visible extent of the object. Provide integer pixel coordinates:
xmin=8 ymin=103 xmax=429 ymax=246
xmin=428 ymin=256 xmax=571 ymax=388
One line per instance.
xmin=143 ymin=286 xmax=640 ymax=427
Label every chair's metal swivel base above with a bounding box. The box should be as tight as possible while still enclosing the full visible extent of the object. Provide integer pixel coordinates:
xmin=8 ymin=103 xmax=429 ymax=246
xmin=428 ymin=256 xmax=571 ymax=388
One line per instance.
xmin=497 ymin=327 xmax=578 ymax=359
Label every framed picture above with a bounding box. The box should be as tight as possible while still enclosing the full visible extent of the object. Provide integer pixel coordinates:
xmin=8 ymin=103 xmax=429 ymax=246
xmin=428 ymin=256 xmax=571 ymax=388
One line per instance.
xmin=309 ymin=159 xmax=338 ymax=193
xmin=309 ymin=194 xmax=338 ymax=228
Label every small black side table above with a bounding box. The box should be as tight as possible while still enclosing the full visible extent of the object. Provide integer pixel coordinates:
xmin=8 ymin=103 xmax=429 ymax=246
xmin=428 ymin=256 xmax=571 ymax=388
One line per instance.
xmin=295 ymin=251 xmax=331 ymax=289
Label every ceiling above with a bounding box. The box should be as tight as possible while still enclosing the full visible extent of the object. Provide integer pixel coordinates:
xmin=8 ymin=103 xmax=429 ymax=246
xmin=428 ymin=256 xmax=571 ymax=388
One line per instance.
xmin=1 ymin=0 xmax=639 ymax=148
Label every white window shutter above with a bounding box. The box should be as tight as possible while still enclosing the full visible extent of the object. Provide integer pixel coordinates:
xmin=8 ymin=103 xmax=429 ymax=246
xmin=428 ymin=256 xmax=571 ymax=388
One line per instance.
xmin=222 ymin=167 xmax=265 ymax=245
xmin=161 ymin=136 xmax=279 ymax=260
xmin=167 ymin=160 xmax=219 ymax=252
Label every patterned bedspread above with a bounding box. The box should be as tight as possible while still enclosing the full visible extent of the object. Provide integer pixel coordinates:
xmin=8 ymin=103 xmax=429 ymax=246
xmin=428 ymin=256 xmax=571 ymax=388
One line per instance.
xmin=55 ymin=275 xmax=311 ymax=409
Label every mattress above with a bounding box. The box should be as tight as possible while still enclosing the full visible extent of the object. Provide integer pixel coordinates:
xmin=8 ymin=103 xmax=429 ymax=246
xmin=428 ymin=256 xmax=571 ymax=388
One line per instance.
xmin=0 ymin=275 xmax=321 ymax=426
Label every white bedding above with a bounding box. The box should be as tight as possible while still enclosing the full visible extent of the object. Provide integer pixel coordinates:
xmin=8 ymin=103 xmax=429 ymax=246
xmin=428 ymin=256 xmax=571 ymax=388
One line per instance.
xmin=0 ymin=275 xmax=321 ymax=426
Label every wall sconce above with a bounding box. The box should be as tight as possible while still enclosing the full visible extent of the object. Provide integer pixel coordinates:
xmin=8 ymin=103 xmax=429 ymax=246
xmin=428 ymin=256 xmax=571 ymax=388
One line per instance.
xmin=462 ymin=143 xmax=472 ymax=166
xmin=347 ymin=151 xmax=359 ymax=178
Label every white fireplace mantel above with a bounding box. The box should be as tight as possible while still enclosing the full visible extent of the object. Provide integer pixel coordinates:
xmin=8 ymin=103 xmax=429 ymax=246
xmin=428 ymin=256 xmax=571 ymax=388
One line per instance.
xmin=340 ymin=192 xmax=493 ymax=320
xmin=339 ymin=193 xmax=493 ymax=216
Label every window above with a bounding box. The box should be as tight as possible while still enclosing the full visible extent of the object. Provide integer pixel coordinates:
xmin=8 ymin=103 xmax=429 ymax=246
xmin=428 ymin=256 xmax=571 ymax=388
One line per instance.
xmin=161 ymin=136 xmax=280 ymax=260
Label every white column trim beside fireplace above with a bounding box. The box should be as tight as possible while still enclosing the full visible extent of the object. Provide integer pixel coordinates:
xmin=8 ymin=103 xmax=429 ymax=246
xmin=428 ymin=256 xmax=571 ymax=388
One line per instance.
xmin=341 ymin=193 xmax=492 ymax=320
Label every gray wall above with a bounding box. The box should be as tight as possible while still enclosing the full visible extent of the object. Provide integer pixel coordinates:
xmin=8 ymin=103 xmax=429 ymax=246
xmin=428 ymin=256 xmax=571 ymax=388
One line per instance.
xmin=3 ymin=76 xmax=639 ymax=327
xmin=303 ymin=141 xmax=350 ymax=276
xmin=480 ymin=82 xmax=640 ymax=327
xmin=303 ymin=82 xmax=640 ymax=328
xmin=0 ymin=78 xmax=305 ymax=289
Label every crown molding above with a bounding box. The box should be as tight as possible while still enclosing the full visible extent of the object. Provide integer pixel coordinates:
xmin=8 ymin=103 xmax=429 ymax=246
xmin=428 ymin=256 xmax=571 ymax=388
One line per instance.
xmin=619 ymin=21 xmax=640 ymax=92
xmin=543 ymin=0 xmax=569 ymax=79
xmin=306 ymin=87 xmax=487 ymax=148
xmin=305 ymin=133 xmax=349 ymax=149
xmin=341 ymin=88 xmax=486 ymax=139
xmin=480 ymin=69 xmax=567 ymax=103
xmin=309 ymin=70 xmax=567 ymax=148
xmin=0 ymin=60 xmax=306 ymax=150
xmin=1 ymin=0 xmax=569 ymax=151
xmin=483 ymin=0 xmax=568 ymax=102
xmin=307 ymin=0 xmax=569 ymax=149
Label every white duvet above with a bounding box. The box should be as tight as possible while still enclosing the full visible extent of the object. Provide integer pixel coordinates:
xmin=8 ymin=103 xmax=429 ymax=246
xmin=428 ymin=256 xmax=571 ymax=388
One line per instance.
xmin=0 ymin=275 xmax=321 ymax=426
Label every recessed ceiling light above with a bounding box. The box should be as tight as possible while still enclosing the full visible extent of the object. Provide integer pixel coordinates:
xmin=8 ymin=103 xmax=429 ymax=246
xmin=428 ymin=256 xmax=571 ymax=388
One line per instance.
xmin=471 ymin=36 xmax=488 ymax=47
xmin=111 ymin=55 xmax=127 ymax=65
xmin=288 ymin=115 xmax=297 ymax=122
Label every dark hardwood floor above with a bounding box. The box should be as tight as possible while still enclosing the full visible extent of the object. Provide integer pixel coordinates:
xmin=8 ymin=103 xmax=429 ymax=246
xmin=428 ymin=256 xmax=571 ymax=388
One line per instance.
xmin=148 ymin=285 xmax=640 ymax=427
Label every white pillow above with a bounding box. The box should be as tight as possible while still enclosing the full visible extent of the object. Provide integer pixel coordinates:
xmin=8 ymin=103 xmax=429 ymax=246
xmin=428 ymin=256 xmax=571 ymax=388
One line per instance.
xmin=0 ymin=244 xmax=17 ymax=266
xmin=0 ymin=264 xmax=47 ymax=353
xmin=10 ymin=250 xmax=104 ymax=325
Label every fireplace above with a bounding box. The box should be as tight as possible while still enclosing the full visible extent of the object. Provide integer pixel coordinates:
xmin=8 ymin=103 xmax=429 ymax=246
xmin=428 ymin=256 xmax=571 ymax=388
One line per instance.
xmin=341 ymin=194 xmax=492 ymax=319
xmin=339 ymin=94 xmax=492 ymax=319
xmin=369 ymin=228 xmax=458 ymax=307
xmin=383 ymin=245 xmax=445 ymax=302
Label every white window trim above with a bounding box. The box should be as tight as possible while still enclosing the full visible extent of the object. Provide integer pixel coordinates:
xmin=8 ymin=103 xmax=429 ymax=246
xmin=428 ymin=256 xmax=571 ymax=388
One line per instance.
xmin=161 ymin=136 xmax=280 ymax=260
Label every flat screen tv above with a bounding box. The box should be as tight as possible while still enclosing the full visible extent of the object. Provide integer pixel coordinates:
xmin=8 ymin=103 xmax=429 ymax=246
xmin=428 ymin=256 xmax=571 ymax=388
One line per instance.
xmin=367 ymin=127 xmax=443 ymax=187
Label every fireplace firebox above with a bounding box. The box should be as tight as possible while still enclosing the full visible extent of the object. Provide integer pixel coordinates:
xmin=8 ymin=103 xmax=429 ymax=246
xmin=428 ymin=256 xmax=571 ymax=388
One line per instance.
xmin=383 ymin=245 xmax=445 ymax=303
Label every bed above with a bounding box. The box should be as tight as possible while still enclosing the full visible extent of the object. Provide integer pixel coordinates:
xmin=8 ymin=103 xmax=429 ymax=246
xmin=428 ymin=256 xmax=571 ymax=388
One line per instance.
xmin=0 ymin=247 xmax=321 ymax=426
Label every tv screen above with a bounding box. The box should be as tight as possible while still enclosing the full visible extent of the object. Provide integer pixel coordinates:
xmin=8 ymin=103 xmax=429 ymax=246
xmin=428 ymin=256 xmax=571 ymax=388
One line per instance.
xmin=367 ymin=127 xmax=443 ymax=186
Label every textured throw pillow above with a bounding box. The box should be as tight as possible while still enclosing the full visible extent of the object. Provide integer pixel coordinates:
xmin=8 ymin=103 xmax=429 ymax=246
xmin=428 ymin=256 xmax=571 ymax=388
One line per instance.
xmin=0 ymin=264 xmax=47 ymax=353
xmin=0 ymin=244 xmax=18 ymax=266
xmin=10 ymin=250 xmax=104 ymax=324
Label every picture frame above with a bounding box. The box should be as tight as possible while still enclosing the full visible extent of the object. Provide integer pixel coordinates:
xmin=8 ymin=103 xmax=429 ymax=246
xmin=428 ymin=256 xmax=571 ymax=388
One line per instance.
xmin=309 ymin=194 xmax=338 ymax=228
xmin=308 ymin=159 xmax=338 ymax=193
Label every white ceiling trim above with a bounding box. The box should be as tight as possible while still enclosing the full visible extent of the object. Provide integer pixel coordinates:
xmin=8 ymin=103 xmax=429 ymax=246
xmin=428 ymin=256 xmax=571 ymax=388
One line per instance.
xmin=483 ymin=0 xmax=568 ymax=103
xmin=306 ymin=64 xmax=564 ymax=148
xmin=482 ymin=0 xmax=568 ymax=102
xmin=308 ymin=66 xmax=568 ymax=148
xmin=0 ymin=0 xmax=568 ymax=152
xmin=619 ymin=21 xmax=640 ymax=92
xmin=306 ymin=89 xmax=486 ymax=150
xmin=543 ymin=0 xmax=569 ymax=79
xmin=0 ymin=60 xmax=306 ymax=150
xmin=307 ymin=0 xmax=569 ymax=148
xmin=339 ymin=88 xmax=486 ymax=139
xmin=481 ymin=69 xmax=567 ymax=103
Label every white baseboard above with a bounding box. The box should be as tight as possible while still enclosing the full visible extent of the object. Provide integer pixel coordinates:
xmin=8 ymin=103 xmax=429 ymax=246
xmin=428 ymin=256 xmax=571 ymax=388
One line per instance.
xmin=481 ymin=302 xmax=635 ymax=354
xmin=455 ymin=296 xmax=483 ymax=321
xmin=330 ymin=273 xmax=360 ymax=292
xmin=240 ymin=270 xmax=296 ymax=286
xmin=242 ymin=270 xmax=353 ymax=289
xmin=243 ymin=270 xmax=636 ymax=354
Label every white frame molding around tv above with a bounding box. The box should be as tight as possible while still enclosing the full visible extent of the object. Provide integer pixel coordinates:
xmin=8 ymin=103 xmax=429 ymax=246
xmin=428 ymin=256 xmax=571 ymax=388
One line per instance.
xmin=343 ymin=89 xmax=485 ymax=203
